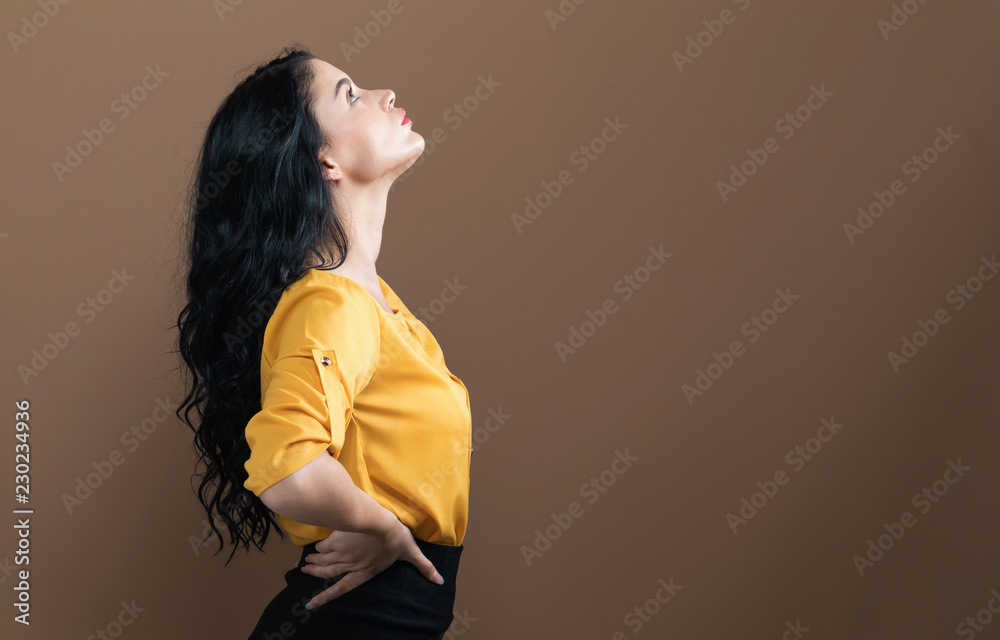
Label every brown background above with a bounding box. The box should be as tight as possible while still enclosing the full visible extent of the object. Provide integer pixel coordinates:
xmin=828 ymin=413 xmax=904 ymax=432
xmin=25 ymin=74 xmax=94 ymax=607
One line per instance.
xmin=2 ymin=0 xmax=999 ymax=638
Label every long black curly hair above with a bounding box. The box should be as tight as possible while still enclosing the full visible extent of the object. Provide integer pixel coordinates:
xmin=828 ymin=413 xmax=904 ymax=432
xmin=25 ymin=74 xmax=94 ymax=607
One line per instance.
xmin=171 ymin=45 xmax=349 ymax=565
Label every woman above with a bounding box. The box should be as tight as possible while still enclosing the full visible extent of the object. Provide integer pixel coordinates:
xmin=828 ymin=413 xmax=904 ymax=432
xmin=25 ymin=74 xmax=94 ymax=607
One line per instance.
xmin=173 ymin=45 xmax=473 ymax=639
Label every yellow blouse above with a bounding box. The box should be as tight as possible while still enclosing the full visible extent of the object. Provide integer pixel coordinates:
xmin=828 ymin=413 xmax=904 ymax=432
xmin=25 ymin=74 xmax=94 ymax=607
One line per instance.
xmin=242 ymin=268 xmax=472 ymax=547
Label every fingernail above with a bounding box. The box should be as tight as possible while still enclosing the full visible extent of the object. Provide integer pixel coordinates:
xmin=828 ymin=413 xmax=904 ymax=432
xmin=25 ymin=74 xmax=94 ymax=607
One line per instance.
xmin=433 ymin=572 xmax=444 ymax=585
xmin=305 ymin=602 xmax=315 ymax=610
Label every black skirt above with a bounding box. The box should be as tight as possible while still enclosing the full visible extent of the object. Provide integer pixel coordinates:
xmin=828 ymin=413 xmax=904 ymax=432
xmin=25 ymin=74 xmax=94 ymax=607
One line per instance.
xmin=246 ymin=537 xmax=464 ymax=640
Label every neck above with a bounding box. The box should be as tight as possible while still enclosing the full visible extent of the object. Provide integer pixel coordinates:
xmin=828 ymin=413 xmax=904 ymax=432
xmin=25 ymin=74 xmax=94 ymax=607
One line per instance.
xmin=316 ymin=176 xmax=392 ymax=284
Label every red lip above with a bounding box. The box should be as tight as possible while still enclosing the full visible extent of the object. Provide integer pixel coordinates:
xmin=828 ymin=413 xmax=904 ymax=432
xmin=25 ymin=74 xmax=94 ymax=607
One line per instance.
xmin=400 ymin=108 xmax=411 ymax=126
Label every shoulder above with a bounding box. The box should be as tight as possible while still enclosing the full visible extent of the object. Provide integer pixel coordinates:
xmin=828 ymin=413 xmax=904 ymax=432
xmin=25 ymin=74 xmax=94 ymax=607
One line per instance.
xmin=265 ymin=269 xmax=381 ymax=360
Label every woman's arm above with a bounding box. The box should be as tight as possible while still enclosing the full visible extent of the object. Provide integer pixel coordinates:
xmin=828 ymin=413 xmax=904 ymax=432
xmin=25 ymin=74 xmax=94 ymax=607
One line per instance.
xmin=259 ymin=450 xmax=396 ymax=535
xmin=243 ymin=280 xmax=384 ymax=530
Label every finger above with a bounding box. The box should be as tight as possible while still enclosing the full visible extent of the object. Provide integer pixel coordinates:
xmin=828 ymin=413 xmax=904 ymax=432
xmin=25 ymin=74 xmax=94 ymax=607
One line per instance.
xmin=305 ymin=545 xmax=359 ymax=571
xmin=304 ymin=550 xmax=341 ymax=566
xmin=306 ymin=548 xmax=344 ymax=564
xmin=301 ymin=561 xmax=352 ymax=578
xmin=312 ymin=537 xmax=341 ymax=555
xmin=305 ymin=571 xmax=370 ymax=610
xmin=405 ymin=547 xmax=444 ymax=585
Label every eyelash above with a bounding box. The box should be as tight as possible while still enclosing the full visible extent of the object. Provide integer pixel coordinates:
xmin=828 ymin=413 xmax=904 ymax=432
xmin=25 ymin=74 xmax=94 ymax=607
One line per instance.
xmin=348 ymin=86 xmax=359 ymax=104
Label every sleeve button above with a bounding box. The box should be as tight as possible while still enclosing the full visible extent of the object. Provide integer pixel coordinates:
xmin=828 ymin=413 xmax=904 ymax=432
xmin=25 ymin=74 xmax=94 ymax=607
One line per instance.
xmin=320 ymin=356 xmax=331 ymax=366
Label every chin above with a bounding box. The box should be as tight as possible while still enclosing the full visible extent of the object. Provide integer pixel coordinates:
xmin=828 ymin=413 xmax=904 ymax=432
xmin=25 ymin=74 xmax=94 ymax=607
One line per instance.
xmin=411 ymin=130 xmax=425 ymax=149
xmin=407 ymin=136 xmax=426 ymax=161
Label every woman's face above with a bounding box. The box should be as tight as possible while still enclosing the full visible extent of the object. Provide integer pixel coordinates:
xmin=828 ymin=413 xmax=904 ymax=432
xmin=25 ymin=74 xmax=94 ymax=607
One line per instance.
xmin=308 ymin=58 xmax=424 ymax=184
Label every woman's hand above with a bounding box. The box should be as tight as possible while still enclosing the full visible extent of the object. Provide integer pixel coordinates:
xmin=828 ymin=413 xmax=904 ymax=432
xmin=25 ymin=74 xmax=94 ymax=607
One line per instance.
xmin=300 ymin=516 xmax=444 ymax=610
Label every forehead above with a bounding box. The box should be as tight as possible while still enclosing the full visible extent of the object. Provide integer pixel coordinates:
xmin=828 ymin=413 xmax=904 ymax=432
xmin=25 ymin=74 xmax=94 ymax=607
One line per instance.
xmin=312 ymin=59 xmax=350 ymax=87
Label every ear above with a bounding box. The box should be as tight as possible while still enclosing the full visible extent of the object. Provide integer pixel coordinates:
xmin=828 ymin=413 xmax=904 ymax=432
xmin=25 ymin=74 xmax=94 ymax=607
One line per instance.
xmin=318 ymin=153 xmax=342 ymax=182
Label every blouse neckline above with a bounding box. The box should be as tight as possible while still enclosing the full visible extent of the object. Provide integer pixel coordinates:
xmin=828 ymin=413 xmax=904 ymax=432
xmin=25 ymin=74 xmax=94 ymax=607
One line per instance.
xmin=308 ymin=268 xmax=406 ymax=320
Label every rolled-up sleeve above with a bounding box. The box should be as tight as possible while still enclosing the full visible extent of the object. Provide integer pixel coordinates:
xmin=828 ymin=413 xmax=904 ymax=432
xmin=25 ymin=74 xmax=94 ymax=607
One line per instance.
xmin=242 ymin=282 xmax=381 ymax=498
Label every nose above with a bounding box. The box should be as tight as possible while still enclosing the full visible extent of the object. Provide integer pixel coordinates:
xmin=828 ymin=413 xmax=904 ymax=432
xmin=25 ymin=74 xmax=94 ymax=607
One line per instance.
xmin=385 ymin=90 xmax=395 ymax=111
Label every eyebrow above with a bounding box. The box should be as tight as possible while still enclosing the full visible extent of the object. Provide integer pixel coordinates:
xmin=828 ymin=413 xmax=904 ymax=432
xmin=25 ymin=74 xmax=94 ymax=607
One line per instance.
xmin=334 ymin=77 xmax=352 ymax=100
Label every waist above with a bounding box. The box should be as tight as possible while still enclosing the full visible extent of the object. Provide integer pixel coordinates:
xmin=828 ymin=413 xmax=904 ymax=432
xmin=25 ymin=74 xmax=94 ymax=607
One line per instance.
xmin=292 ymin=537 xmax=464 ymax=618
xmin=298 ymin=537 xmax=463 ymax=577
